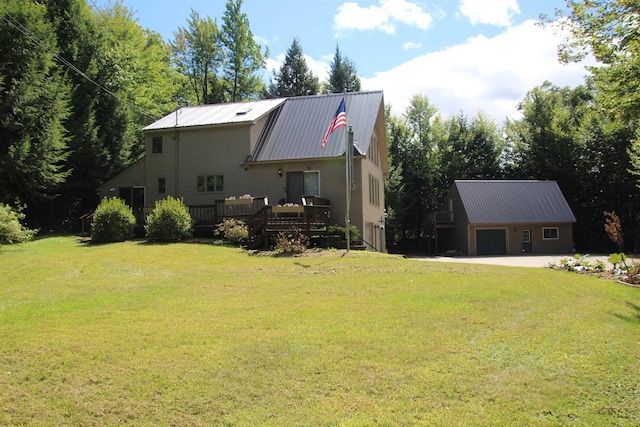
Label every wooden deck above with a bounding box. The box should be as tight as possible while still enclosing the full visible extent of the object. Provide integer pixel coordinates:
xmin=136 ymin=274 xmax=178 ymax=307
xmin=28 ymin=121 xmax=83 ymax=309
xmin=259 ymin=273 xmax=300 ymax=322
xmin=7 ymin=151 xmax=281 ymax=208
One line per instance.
xmin=188 ymin=196 xmax=269 ymax=230
xmin=82 ymin=196 xmax=331 ymax=246
xmin=188 ymin=196 xmax=332 ymax=248
xmin=246 ymin=204 xmax=331 ymax=249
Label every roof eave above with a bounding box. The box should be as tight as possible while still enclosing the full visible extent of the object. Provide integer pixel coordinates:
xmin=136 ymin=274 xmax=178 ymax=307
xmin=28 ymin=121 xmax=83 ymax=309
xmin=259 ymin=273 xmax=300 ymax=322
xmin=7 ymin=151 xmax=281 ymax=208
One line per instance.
xmin=143 ymin=120 xmax=257 ymax=133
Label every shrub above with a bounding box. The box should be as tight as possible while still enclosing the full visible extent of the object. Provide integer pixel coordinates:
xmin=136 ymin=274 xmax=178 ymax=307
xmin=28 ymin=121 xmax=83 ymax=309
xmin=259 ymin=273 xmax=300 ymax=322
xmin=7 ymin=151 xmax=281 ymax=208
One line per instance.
xmin=328 ymin=224 xmax=359 ymax=243
xmin=604 ymin=211 xmax=624 ymax=251
xmin=275 ymin=228 xmax=309 ymax=254
xmin=216 ymin=218 xmax=248 ymax=245
xmin=0 ymin=203 xmax=37 ymax=245
xmin=551 ymin=254 xmax=606 ymax=273
xmin=145 ymin=196 xmax=193 ymax=242
xmin=91 ymin=197 xmax=136 ymax=243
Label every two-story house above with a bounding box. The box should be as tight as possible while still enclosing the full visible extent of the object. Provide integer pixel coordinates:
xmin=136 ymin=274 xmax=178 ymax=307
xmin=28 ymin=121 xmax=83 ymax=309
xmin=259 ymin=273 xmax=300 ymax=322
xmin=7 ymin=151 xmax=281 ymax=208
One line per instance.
xmin=97 ymin=91 xmax=388 ymax=251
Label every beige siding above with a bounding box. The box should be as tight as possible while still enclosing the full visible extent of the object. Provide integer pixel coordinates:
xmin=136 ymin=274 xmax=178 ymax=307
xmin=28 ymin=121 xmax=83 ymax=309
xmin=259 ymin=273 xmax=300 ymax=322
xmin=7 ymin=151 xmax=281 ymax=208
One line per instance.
xmin=176 ymin=126 xmax=252 ymax=206
xmin=452 ymin=190 xmax=470 ymax=254
xmin=250 ymin=158 xmax=346 ymax=211
xmin=249 ymin=114 xmax=269 ymax=153
xmin=357 ymin=124 xmax=387 ymax=250
xmin=467 ymin=223 xmax=574 ymax=256
xmin=518 ymin=223 xmax=573 ymax=254
xmin=97 ymin=158 xmax=146 ymax=200
xmin=145 ymin=131 xmax=177 ymax=205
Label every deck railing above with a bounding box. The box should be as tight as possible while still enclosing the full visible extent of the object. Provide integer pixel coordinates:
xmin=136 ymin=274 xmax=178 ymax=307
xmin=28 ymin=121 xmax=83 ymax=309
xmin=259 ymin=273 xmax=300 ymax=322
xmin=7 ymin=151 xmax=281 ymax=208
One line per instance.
xmin=215 ymin=196 xmax=269 ymax=219
xmin=433 ymin=210 xmax=454 ymax=225
xmin=247 ymin=204 xmax=331 ymax=248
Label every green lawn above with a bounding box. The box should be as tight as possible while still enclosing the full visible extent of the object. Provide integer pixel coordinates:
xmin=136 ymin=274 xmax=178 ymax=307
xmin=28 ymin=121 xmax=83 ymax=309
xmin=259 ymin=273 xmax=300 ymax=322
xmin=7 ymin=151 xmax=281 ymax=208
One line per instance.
xmin=1 ymin=236 xmax=639 ymax=426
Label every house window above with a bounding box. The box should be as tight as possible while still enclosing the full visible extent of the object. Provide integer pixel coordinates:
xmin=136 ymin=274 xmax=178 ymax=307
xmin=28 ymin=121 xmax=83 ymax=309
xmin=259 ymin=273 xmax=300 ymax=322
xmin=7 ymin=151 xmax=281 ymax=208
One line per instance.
xmin=542 ymin=227 xmax=559 ymax=240
xmin=367 ymin=133 xmax=379 ymax=167
xmin=197 ymin=174 xmax=224 ymax=192
xmin=152 ymin=136 xmax=163 ymax=154
xmin=158 ymin=177 xmax=166 ymax=194
xmin=369 ymin=174 xmax=380 ymax=206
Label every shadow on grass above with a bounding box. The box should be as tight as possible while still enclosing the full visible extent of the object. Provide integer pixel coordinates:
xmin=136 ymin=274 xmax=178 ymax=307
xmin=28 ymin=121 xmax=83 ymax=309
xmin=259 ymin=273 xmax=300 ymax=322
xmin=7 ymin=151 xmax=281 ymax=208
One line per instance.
xmin=611 ymin=302 xmax=640 ymax=324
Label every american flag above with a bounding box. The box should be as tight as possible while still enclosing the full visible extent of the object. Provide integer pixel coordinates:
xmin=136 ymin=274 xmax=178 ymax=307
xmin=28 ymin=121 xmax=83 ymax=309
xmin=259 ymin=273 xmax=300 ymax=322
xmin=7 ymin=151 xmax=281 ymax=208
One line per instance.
xmin=321 ymin=97 xmax=347 ymax=149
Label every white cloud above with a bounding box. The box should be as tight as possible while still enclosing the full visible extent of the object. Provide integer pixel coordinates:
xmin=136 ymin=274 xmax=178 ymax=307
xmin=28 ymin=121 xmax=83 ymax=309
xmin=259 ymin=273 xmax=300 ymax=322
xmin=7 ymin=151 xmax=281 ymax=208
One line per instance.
xmin=459 ymin=0 xmax=521 ymax=27
xmin=361 ymin=20 xmax=593 ymax=123
xmin=403 ymin=41 xmax=422 ymax=50
xmin=304 ymin=55 xmax=330 ymax=82
xmin=263 ymin=54 xmax=330 ymax=83
xmin=265 ymin=53 xmax=286 ymax=74
xmin=334 ymin=0 xmax=433 ymax=35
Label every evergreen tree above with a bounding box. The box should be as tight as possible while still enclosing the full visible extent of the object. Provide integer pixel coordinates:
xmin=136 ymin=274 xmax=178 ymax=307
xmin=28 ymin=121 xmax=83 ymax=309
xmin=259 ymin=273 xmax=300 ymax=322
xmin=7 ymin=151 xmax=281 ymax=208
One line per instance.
xmin=327 ymin=45 xmax=361 ymax=93
xmin=41 ymin=0 xmax=176 ymax=226
xmin=0 ymin=0 xmax=70 ymax=208
xmin=220 ymin=0 xmax=267 ymax=101
xmin=43 ymin=0 xmax=106 ymax=224
xmin=269 ymin=38 xmax=319 ymax=97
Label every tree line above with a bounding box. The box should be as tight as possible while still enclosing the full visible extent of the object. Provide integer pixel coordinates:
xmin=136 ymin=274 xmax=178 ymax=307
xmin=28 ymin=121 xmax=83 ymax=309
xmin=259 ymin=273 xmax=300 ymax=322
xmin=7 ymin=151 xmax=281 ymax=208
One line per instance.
xmin=1 ymin=0 xmax=638 ymax=253
xmin=386 ymin=2 xmax=640 ymax=253
xmin=0 ymin=0 xmax=359 ymax=230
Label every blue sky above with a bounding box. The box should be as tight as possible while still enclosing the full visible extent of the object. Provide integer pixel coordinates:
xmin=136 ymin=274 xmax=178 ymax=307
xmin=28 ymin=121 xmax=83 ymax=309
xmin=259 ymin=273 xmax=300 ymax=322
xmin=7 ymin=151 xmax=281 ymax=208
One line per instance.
xmin=94 ymin=0 xmax=593 ymax=123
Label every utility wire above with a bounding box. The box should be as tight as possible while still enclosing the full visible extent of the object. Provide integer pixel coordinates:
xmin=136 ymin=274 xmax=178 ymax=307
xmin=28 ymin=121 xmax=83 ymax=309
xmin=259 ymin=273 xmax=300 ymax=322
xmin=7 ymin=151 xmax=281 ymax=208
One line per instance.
xmin=0 ymin=12 xmax=159 ymax=121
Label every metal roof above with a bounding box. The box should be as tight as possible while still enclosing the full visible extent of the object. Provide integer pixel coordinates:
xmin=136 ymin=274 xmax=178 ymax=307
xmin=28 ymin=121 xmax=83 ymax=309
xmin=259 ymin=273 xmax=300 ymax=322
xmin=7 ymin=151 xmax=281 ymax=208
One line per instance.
xmin=249 ymin=91 xmax=384 ymax=161
xmin=455 ymin=180 xmax=576 ymax=224
xmin=143 ymin=98 xmax=286 ymax=131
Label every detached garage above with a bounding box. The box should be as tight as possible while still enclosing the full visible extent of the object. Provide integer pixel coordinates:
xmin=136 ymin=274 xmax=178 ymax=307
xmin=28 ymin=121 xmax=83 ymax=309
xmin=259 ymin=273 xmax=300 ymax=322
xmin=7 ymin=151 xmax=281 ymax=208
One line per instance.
xmin=437 ymin=180 xmax=576 ymax=256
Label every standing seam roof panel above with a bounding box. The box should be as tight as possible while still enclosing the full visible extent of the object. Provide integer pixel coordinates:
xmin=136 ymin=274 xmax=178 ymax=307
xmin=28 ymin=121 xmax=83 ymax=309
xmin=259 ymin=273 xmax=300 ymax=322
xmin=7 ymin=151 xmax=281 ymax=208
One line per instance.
xmin=455 ymin=180 xmax=576 ymax=224
xmin=250 ymin=91 xmax=384 ymax=162
xmin=142 ymin=98 xmax=286 ymax=131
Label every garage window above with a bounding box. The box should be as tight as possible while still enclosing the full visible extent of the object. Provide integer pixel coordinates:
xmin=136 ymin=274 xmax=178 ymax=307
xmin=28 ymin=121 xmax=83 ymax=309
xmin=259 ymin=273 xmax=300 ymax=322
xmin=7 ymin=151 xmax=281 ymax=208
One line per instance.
xmin=542 ymin=227 xmax=559 ymax=240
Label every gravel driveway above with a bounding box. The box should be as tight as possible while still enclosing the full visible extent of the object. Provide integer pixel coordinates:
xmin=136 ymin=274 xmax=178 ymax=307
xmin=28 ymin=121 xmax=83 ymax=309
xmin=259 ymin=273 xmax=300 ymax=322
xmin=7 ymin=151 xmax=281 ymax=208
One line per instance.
xmin=410 ymin=254 xmax=612 ymax=268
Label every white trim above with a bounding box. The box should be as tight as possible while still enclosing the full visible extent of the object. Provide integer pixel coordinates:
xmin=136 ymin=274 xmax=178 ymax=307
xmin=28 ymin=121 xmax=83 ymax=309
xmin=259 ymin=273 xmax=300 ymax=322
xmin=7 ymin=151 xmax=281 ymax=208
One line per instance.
xmin=542 ymin=227 xmax=559 ymax=240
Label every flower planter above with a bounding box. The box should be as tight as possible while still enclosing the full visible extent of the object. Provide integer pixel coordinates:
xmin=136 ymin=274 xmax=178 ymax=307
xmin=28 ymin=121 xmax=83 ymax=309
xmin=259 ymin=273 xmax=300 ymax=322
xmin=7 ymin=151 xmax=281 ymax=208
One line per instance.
xmin=272 ymin=206 xmax=304 ymax=214
xmin=225 ymin=198 xmax=252 ymax=206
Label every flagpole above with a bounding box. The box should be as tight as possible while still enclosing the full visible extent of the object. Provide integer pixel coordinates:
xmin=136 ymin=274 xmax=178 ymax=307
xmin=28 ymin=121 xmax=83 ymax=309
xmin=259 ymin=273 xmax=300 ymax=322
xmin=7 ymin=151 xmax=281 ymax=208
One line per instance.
xmin=344 ymin=94 xmax=350 ymax=252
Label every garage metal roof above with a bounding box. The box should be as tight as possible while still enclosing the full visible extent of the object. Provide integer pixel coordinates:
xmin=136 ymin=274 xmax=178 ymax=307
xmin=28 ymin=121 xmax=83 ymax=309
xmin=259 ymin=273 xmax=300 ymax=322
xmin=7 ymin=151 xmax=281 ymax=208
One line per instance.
xmin=455 ymin=180 xmax=576 ymax=224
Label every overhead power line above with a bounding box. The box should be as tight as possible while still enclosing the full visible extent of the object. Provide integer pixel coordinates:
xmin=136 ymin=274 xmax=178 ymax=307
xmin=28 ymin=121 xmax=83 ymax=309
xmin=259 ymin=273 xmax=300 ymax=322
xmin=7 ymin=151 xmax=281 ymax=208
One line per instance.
xmin=0 ymin=12 xmax=159 ymax=121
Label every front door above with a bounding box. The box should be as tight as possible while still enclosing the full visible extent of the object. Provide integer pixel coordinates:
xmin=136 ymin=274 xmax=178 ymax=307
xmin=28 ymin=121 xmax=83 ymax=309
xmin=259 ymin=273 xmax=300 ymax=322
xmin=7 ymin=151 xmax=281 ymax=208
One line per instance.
xmin=522 ymin=228 xmax=532 ymax=253
xmin=286 ymin=172 xmax=304 ymax=204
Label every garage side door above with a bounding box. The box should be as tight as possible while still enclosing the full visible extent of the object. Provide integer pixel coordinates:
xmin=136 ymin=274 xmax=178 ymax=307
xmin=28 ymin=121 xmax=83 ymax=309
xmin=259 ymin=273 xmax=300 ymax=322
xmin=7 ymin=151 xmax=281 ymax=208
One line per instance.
xmin=476 ymin=229 xmax=506 ymax=256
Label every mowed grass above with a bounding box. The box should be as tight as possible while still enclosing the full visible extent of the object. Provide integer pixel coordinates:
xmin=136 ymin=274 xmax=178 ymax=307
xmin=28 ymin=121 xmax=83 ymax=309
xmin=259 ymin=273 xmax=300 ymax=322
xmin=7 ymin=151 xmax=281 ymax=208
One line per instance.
xmin=0 ymin=236 xmax=639 ymax=426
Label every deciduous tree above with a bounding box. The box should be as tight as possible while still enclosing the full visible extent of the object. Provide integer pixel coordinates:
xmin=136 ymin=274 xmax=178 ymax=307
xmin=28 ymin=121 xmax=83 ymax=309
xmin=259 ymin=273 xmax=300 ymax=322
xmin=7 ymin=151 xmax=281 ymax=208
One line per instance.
xmin=220 ymin=0 xmax=267 ymax=101
xmin=386 ymin=95 xmax=440 ymax=249
xmin=550 ymin=0 xmax=640 ymax=120
xmin=171 ymin=9 xmax=224 ymax=105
